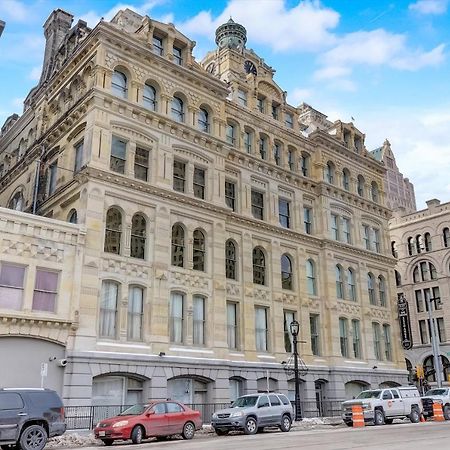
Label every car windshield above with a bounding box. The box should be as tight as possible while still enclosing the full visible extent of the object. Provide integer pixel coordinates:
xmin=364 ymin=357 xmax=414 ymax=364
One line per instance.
xmin=118 ymin=404 xmax=149 ymax=416
xmin=231 ymin=396 xmax=258 ymax=408
xmin=425 ymin=389 xmax=448 ymax=396
xmin=356 ymin=390 xmax=382 ymax=399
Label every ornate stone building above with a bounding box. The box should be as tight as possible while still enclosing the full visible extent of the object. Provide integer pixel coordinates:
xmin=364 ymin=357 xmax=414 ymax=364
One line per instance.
xmin=390 ymin=199 xmax=450 ymax=385
xmin=0 ymin=8 xmax=407 ymax=409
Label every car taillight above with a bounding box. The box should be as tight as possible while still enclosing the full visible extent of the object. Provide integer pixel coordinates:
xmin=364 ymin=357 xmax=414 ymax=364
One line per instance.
xmin=61 ymin=407 xmax=65 ymax=420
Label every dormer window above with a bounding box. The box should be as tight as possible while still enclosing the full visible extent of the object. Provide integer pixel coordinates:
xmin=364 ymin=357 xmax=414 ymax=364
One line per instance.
xmin=173 ymin=46 xmax=182 ymax=65
xmin=153 ymin=36 xmax=163 ymax=56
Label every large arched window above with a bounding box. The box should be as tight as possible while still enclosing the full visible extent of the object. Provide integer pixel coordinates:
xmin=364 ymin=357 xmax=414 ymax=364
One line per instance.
xmin=391 ymin=241 xmax=398 ymax=258
xmin=68 ymin=209 xmax=78 ymax=224
xmin=347 ymin=268 xmax=356 ymax=301
xmin=131 ymin=214 xmax=146 ymax=259
xmin=99 ymin=280 xmax=119 ymax=338
xmin=378 ymin=276 xmax=386 ymax=307
xmin=198 ymin=108 xmax=210 ymax=133
xmin=371 ymin=181 xmax=379 ymax=203
xmin=143 ymin=83 xmax=157 ymax=111
xmin=193 ymin=229 xmax=206 ymax=271
xmin=104 ymin=208 xmax=122 ymax=254
xmin=128 ymin=285 xmax=144 ymax=341
xmin=407 ymin=237 xmax=415 ymax=256
xmin=225 ymin=240 xmax=237 ymax=280
xmin=342 ymin=168 xmax=350 ymax=191
xmin=424 ymin=355 xmax=450 ymax=382
xmin=8 ymin=191 xmax=24 ymax=211
xmin=171 ymin=224 xmax=185 ymax=267
xmin=414 ymin=261 xmax=438 ymax=281
xmin=367 ymin=273 xmax=376 ymax=305
xmin=424 ymin=232 xmax=432 ymax=252
xmin=281 ymin=254 xmax=293 ymax=290
xmin=171 ymin=96 xmax=184 ymax=122
xmin=306 ymin=259 xmax=316 ymax=296
xmin=357 ymin=175 xmax=365 ymax=197
xmin=111 ymin=70 xmax=128 ymax=98
xmin=443 ymin=228 xmax=450 ymax=248
xmin=324 ymin=161 xmax=334 ymax=184
xmin=253 ymin=247 xmax=266 ymax=285
xmin=336 ymin=265 xmax=344 ymax=299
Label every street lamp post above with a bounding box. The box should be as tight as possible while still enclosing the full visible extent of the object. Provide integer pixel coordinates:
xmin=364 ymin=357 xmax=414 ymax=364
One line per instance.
xmin=428 ymin=295 xmax=443 ymax=387
xmin=290 ymin=320 xmax=302 ymax=421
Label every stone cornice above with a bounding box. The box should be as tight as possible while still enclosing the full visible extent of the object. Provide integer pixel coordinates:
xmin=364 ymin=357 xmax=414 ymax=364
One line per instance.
xmin=0 ymin=313 xmax=78 ymax=331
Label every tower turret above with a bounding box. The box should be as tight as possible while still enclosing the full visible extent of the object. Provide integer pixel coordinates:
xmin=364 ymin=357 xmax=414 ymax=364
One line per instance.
xmin=215 ymin=18 xmax=247 ymax=50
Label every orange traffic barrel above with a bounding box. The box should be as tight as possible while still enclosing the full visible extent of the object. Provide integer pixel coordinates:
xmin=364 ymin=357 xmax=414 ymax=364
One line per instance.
xmin=352 ymin=405 xmax=365 ymax=428
xmin=433 ymin=402 xmax=445 ymax=422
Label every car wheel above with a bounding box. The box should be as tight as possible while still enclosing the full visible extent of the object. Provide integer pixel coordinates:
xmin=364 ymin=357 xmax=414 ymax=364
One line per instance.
xmin=443 ymin=405 xmax=450 ymax=420
xmin=131 ymin=426 xmax=144 ymax=444
xmin=384 ymin=419 xmax=393 ymax=425
xmin=344 ymin=421 xmax=353 ymax=427
xmin=409 ymin=408 xmax=420 ymax=424
xmin=374 ymin=409 xmax=385 ymax=426
xmin=214 ymin=429 xmax=229 ymax=436
xmin=182 ymin=422 xmax=195 ymax=440
xmin=101 ymin=439 xmax=114 ymax=446
xmin=19 ymin=425 xmax=47 ymax=450
xmin=244 ymin=417 xmax=258 ymax=435
xmin=280 ymin=415 xmax=292 ymax=432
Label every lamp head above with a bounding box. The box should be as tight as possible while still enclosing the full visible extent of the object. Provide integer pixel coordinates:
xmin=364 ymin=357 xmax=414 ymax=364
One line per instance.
xmin=290 ymin=320 xmax=300 ymax=337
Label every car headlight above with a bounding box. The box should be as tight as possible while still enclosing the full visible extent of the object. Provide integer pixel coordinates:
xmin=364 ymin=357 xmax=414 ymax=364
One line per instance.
xmin=212 ymin=413 xmax=218 ymax=419
xmin=230 ymin=411 xmax=244 ymax=418
xmin=363 ymin=403 xmax=372 ymax=410
xmin=95 ymin=422 xmax=101 ymax=429
xmin=112 ymin=420 xmax=129 ymax=427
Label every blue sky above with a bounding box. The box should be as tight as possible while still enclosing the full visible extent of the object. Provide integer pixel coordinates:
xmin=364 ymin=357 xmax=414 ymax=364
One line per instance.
xmin=1 ymin=0 xmax=449 ymax=209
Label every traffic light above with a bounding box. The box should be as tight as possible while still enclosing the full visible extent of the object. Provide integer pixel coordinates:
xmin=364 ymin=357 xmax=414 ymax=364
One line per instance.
xmin=416 ymin=365 xmax=424 ymax=379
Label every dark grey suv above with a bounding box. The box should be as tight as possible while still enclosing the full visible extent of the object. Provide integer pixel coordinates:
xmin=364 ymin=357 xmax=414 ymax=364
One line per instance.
xmin=0 ymin=388 xmax=66 ymax=450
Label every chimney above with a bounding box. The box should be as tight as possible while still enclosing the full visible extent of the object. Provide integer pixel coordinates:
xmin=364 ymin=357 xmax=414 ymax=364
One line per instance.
xmin=40 ymin=9 xmax=73 ymax=84
xmin=426 ymin=198 xmax=441 ymax=213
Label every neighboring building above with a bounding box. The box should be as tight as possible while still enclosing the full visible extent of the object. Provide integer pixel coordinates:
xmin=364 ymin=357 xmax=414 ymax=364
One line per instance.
xmin=0 ymin=9 xmax=407 ymax=409
xmin=370 ymin=139 xmax=416 ymax=214
xmin=390 ymin=198 xmax=450 ymax=385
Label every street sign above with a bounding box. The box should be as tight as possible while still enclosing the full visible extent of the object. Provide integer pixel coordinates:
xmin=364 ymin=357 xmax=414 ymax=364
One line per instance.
xmin=398 ymin=294 xmax=413 ymax=350
xmin=40 ymin=362 xmax=48 ymax=377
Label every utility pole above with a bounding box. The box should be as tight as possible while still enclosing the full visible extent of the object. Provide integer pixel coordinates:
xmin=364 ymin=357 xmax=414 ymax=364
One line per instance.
xmin=427 ymin=295 xmax=443 ymax=387
xmin=290 ymin=320 xmax=302 ymax=421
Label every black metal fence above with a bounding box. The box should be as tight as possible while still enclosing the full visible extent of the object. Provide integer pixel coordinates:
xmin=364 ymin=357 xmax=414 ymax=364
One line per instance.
xmin=64 ymin=400 xmax=342 ymax=430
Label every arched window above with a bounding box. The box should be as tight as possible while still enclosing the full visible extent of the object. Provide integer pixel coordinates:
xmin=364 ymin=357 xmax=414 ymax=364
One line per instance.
xmin=347 ymin=268 xmax=356 ymax=301
xmin=8 ymin=191 xmax=24 ymax=211
xmin=357 ymin=175 xmax=365 ymax=197
xmin=336 ymin=265 xmax=344 ymax=299
xmin=143 ymin=83 xmax=157 ymax=110
xmin=306 ymin=259 xmax=316 ymax=296
xmin=367 ymin=273 xmax=376 ymax=305
xmin=198 ymin=108 xmax=209 ymax=133
xmin=193 ymin=229 xmax=206 ymax=271
xmin=68 ymin=209 xmax=78 ymax=224
xmin=131 ymin=214 xmax=146 ymax=259
xmin=395 ymin=270 xmax=402 ymax=287
xmin=226 ymin=122 xmax=237 ymax=146
xmin=171 ymin=224 xmax=185 ymax=267
xmin=259 ymin=134 xmax=268 ymax=159
xmin=416 ymin=234 xmax=423 ymax=254
xmin=424 ymin=355 xmax=450 ymax=383
xmin=443 ymin=228 xmax=450 ymax=248
xmin=391 ymin=241 xmax=398 ymax=258
xmin=413 ymin=266 xmax=420 ymax=283
xmin=371 ymin=181 xmax=379 ymax=203
xmin=281 ymin=254 xmax=293 ymax=290
xmin=407 ymin=237 xmax=415 ymax=256
xmin=324 ymin=161 xmax=334 ymax=184
xmin=104 ymin=208 xmax=122 ymax=254
xmin=225 ymin=240 xmax=237 ymax=280
xmin=300 ymin=152 xmax=310 ymax=177
xmin=111 ymin=70 xmax=127 ymax=98
xmin=253 ymin=247 xmax=266 ymax=285
xmin=171 ymin=96 xmax=184 ymax=122
xmin=128 ymin=285 xmax=144 ymax=341
xmin=378 ymin=276 xmax=386 ymax=307
xmin=273 ymin=141 xmax=282 ymax=166
xmin=342 ymin=168 xmax=350 ymax=191
xmin=99 ymin=280 xmax=119 ymax=338
xmin=424 ymin=232 xmax=432 ymax=252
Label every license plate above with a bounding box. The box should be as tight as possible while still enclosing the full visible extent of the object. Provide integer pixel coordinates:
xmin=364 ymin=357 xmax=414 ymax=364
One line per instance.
xmin=99 ymin=431 xmax=106 ymax=436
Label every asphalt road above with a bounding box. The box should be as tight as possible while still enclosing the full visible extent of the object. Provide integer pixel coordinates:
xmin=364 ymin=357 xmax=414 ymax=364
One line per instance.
xmin=78 ymin=421 xmax=450 ymax=450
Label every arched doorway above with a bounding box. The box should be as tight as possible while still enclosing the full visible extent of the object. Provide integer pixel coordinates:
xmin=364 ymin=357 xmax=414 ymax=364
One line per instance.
xmin=257 ymin=377 xmax=278 ymax=393
xmin=345 ymin=381 xmax=370 ymax=399
xmin=424 ymin=355 xmax=450 ymax=383
xmin=92 ymin=374 xmax=145 ymax=406
xmin=167 ymin=376 xmax=211 ymax=405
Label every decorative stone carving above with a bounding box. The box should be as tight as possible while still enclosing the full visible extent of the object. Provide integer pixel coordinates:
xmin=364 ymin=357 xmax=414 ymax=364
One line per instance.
xmin=254 ymin=288 xmax=270 ymax=302
xmin=337 ymin=301 xmax=361 ymax=315
xmin=226 ymin=282 xmax=240 ymax=297
xmin=1 ymin=239 xmax=63 ymax=263
xmin=102 ymin=258 xmax=150 ymax=279
xmin=282 ymin=293 xmax=297 ymax=305
xmin=170 ymin=271 xmax=209 ymax=290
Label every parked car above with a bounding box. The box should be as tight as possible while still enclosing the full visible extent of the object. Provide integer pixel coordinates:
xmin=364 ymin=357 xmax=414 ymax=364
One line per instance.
xmin=341 ymin=386 xmax=423 ymax=426
xmin=0 ymin=388 xmax=66 ymax=450
xmin=94 ymin=400 xmax=202 ymax=445
xmin=421 ymin=388 xmax=450 ymax=420
xmin=211 ymin=393 xmax=293 ymax=436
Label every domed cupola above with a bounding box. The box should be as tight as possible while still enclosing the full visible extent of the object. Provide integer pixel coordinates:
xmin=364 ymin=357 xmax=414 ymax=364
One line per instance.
xmin=215 ymin=18 xmax=247 ymax=50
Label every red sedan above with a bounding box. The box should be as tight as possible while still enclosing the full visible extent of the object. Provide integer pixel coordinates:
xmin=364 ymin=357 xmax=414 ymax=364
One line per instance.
xmin=94 ymin=400 xmax=202 ymax=445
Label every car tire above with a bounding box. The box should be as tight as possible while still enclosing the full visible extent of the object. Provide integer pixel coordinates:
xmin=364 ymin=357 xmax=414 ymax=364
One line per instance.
xmin=130 ymin=426 xmax=144 ymax=445
xmin=214 ymin=429 xmax=229 ymax=436
xmin=280 ymin=415 xmax=292 ymax=432
xmin=443 ymin=405 xmax=450 ymax=420
xmin=409 ymin=408 xmax=420 ymax=424
xmin=344 ymin=421 xmax=353 ymax=427
xmin=19 ymin=424 xmax=47 ymax=450
xmin=384 ymin=419 xmax=393 ymax=425
xmin=374 ymin=409 xmax=385 ymax=426
xmin=244 ymin=417 xmax=258 ymax=435
xmin=101 ymin=439 xmax=114 ymax=446
xmin=181 ymin=422 xmax=195 ymax=440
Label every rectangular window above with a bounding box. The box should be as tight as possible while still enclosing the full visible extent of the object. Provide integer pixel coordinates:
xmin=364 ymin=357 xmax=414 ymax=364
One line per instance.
xmin=225 ymin=180 xmax=236 ymax=211
xmin=304 ymin=207 xmax=312 ymax=234
xmin=285 ymin=113 xmax=293 ymax=129
xmin=310 ymin=314 xmax=320 ymax=356
xmin=279 ymin=198 xmax=290 ymax=228
xmin=251 ymin=190 xmax=264 ymax=220
xmin=273 ymin=143 xmax=281 ymax=166
xmin=259 ymin=137 xmax=267 ymax=159
xmin=128 ymin=286 xmax=143 ymax=341
xmin=419 ymin=319 xmax=428 ymax=344
xmin=433 ymin=286 xmax=442 ymax=310
xmin=227 ymin=302 xmax=238 ymax=350
xmin=383 ymin=324 xmax=392 ymax=361
xmin=173 ymin=46 xmax=182 ymax=65
xmin=134 ymin=147 xmax=149 ymax=181
xmin=363 ymin=225 xmax=370 ymax=250
xmin=244 ymin=131 xmax=252 ymax=153
xmin=339 ymin=318 xmax=348 ymax=357
xmin=255 ymin=307 xmax=268 ymax=351
xmin=284 ymin=311 xmax=295 ymax=353
xmin=48 ymin=161 xmax=58 ymax=195
xmin=32 ymin=269 xmax=58 ymax=312
xmin=288 ymin=150 xmax=294 ymax=170
xmin=226 ymin=124 xmax=236 ymax=146
xmin=437 ymin=317 xmax=446 ymax=343
xmin=193 ymin=167 xmax=206 ymax=199
xmin=373 ymin=228 xmax=381 ymax=253
xmin=169 ymin=293 xmax=184 ymax=344
xmin=257 ymin=96 xmax=265 ymax=113
xmin=0 ymin=263 xmax=25 ymax=310
xmin=342 ymin=217 xmax=351 ymax=243
xmin=193 ymin=295 xmax=206 ymax=346
xmin=173 ymin=160 xmax=186 ymax=192
xmin=237 ymin=89 xmax=247 ymax=106
xmin=352 ymin=319 xmax=361 ymax=359
xmin=331 ymin=214 xmax=339 ymax=240
xmin=415 ymin=290 xmax=424 ymax=313
xmin=110 ymin=136 xmax=127 ymax=174
xmin=99 ymin=281 xmax=118 ymax=338
xmin=272 ymin=103 xmax=279 ymax=120
xmin=373 ymin=323 xmax=382 ymax=360
xmin=153 ymin=36 xmax=163 ymax=55
xmin=74 ymin=140 xmax=84 ymax=173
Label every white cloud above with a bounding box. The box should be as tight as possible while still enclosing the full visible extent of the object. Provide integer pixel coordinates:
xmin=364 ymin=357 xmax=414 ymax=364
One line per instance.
xmin=287 ymin=87 xmax=314 ymax=105
xmin=409 ymin=0 xmax=448 ymax=15
xmin=0 ymin=0 xmax=28 ymax=22
xmin=313 ymin=65 xmax=351 ymax=80
xmin=28 ymin=65 xmax=41 ymax=81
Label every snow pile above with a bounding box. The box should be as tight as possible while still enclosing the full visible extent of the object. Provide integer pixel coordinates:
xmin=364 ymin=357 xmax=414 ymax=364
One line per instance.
xmin=46 ymin=433 xmax=98 ymax=448
xmin=298 ymin=418 xmax=326 ymax=425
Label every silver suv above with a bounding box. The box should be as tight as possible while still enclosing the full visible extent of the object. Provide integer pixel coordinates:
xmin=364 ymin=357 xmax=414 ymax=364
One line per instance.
xmin=211 ymin=393 xmax=294 ymax=435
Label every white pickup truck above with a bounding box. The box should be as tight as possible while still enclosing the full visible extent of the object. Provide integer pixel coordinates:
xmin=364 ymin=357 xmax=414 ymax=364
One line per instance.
xmin=421 ymin=388 xmax=450 ymax=420
xmin=342 ymin=386 xmax=423 ymax=426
